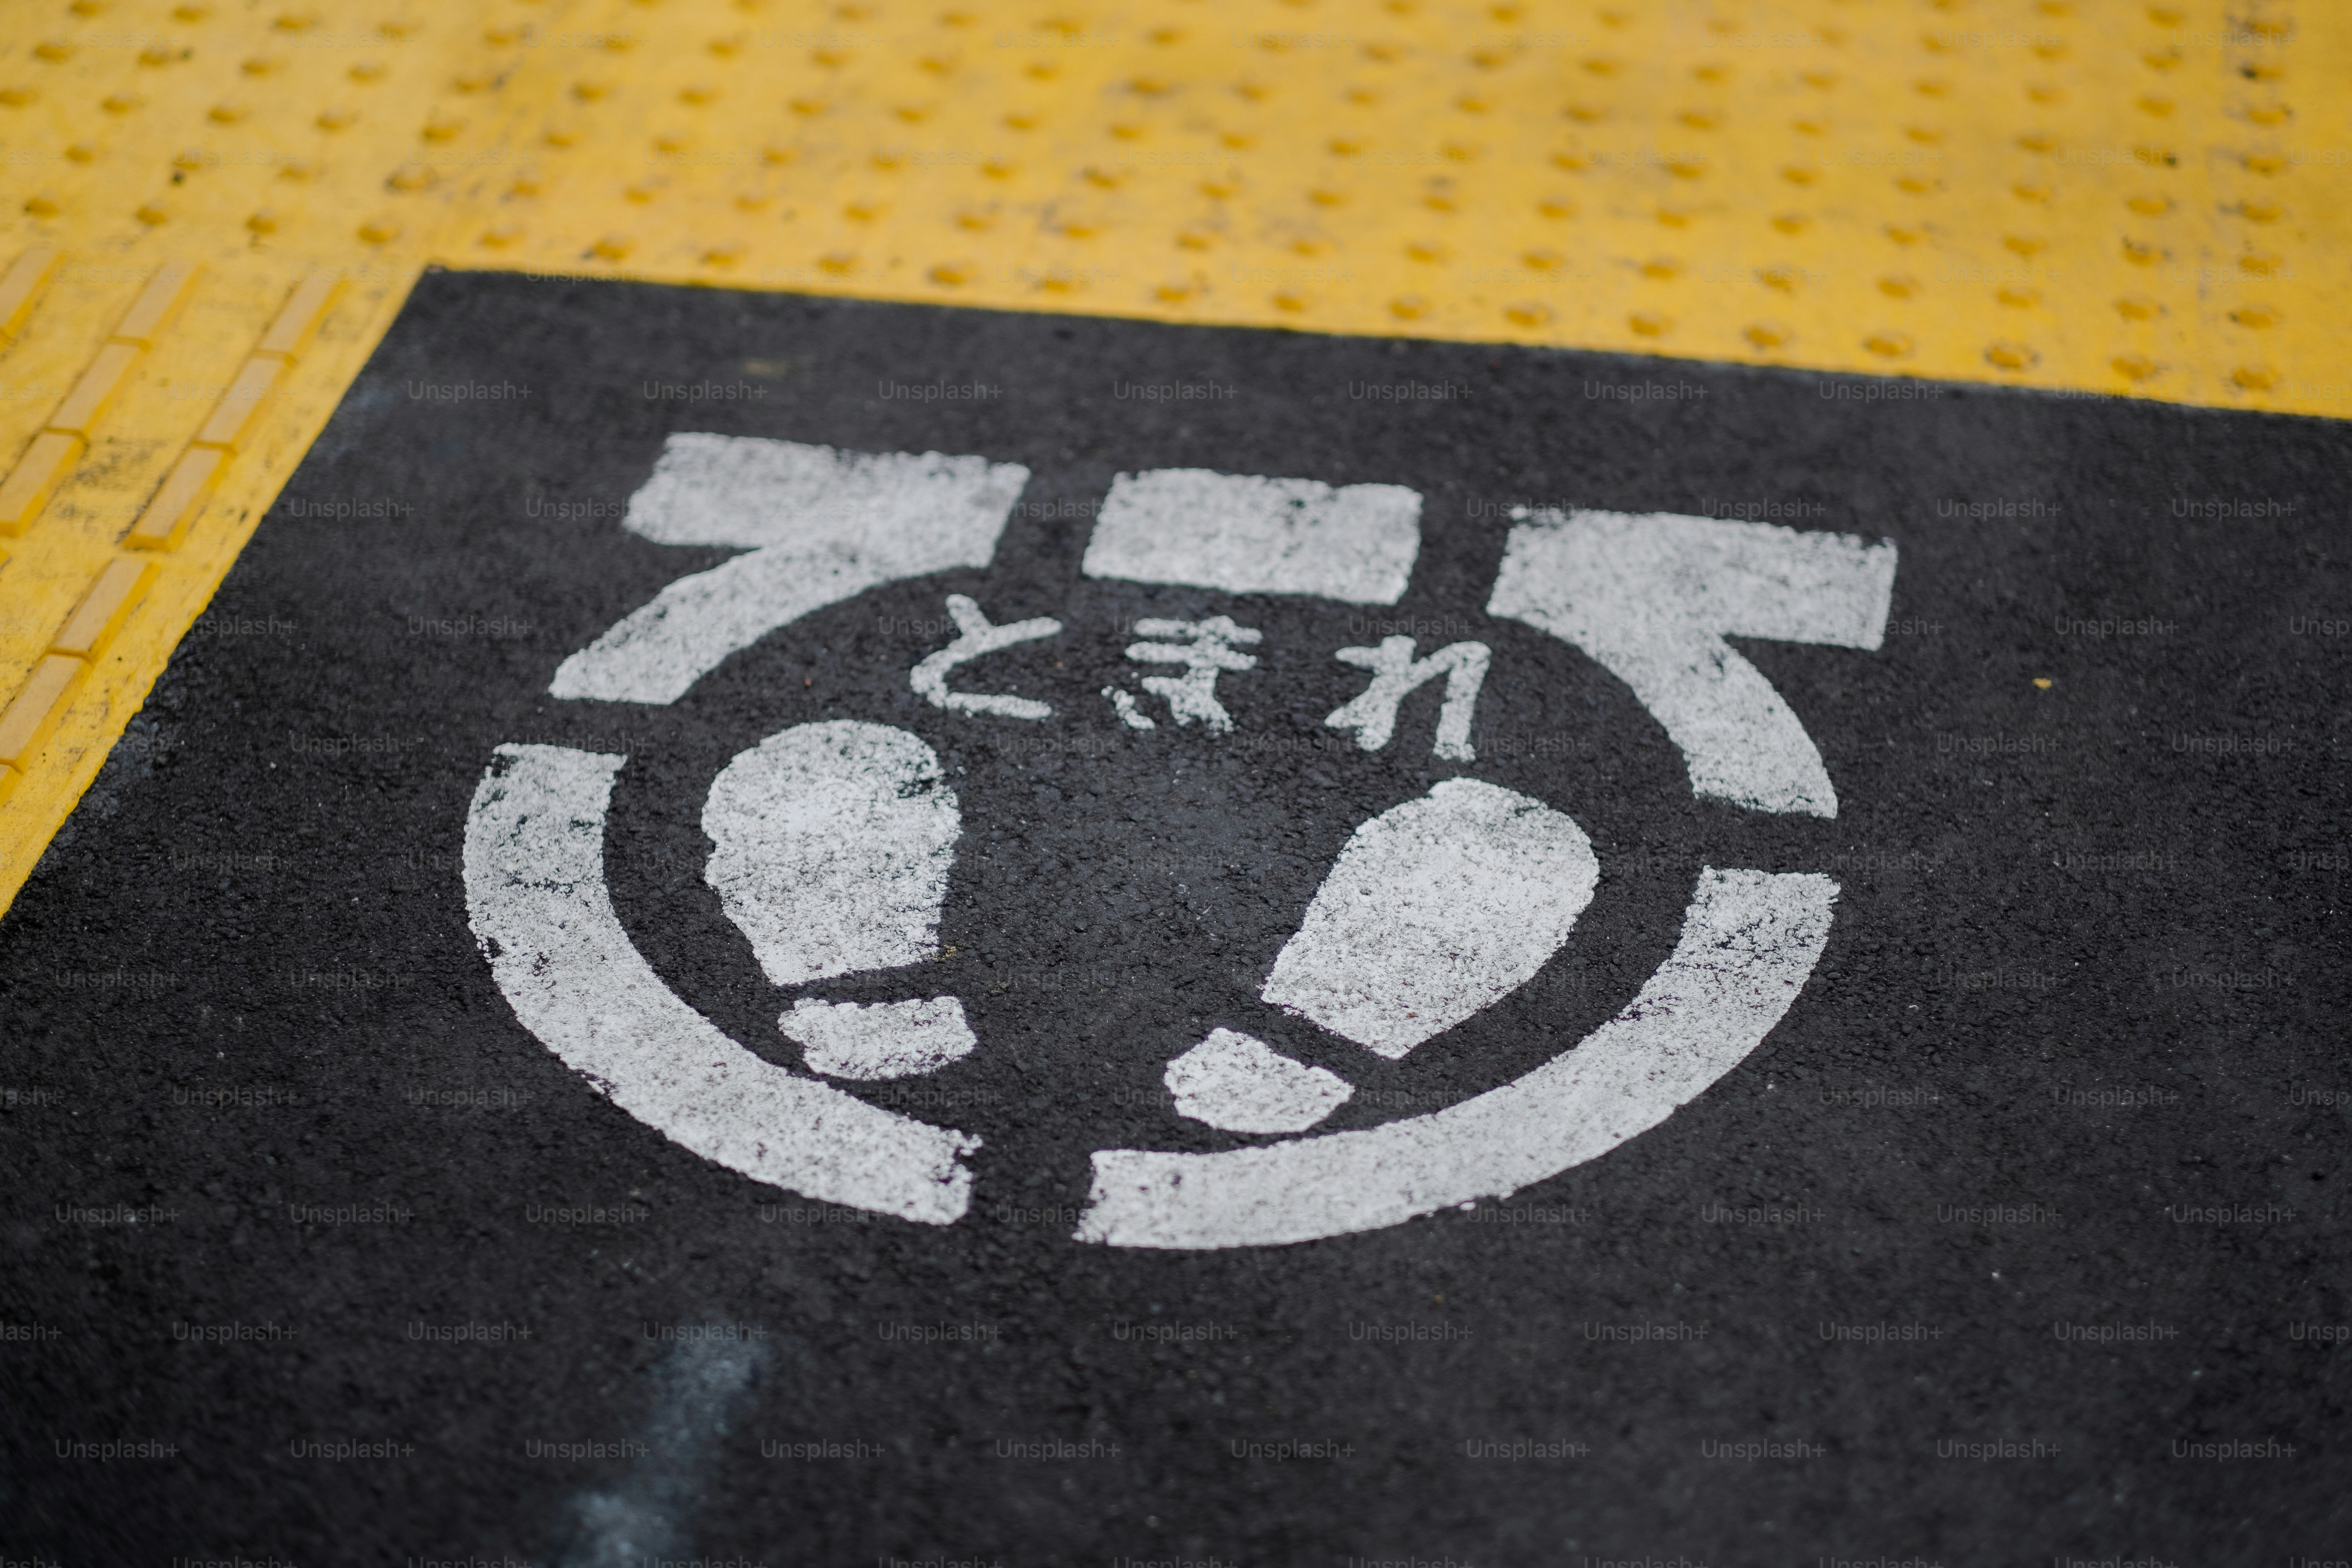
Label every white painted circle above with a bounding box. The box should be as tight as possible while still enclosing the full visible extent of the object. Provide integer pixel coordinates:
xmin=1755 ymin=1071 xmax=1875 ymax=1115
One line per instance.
xmin=467 ymin=438 xmax=1893 ymax=1249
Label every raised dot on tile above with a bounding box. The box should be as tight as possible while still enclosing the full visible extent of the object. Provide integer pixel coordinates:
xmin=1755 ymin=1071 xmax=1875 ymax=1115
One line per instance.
xmin=2230 ymin=305 xmax=2280 ymax=329
xmin=1390 ymin=295 xmax=1428 ymax=320
xmin=2112 ymin=355 xmax=2159 ymax=381
xmin=1505 ymin=302 xmax=1552 ymax=326
xmin=1985 ymin=341 xmax=2038 ymax=370
xmin=1865 ymin=331 xmax=1914 ymax=358
xmin=2232 ymin=365 xmax=2277 ymax=390
xmin=1628 ymin=311 xmax=1669 ymax=336
xmin=1746 ymin=322 xmax=1789 ymax=348
xmin=1878 ymin=274 xmax=1917 ymax=298
xmin=2116 ymin=297 xmax=2160 ymax=319
xmin=357 ymin=217 xmax=400 ymax=243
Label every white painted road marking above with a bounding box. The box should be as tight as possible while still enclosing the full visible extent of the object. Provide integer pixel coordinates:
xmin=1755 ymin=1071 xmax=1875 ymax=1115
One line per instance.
xmin=1165 ymin=1029 xmax=1356 ymax=1135
xmin=462 ymin=744 xmax=978 ymax=1227
xmin=1122 ymin=616 xmax=1262 ymax=734
xmin=1083 ymin=469 xmax=1422 ymax=606
xmin=703 ymin=722 xmax=961 ymax=989
xmin=550 ymin=435 xmax=1029 ymax=706
xmin=782 ymin=997 xmax=981 ymax=1081
xmin=908 ymin=594 xmax=1063 ymax=721
xmin=1487 ymin=508 xmax=1896 ymax=818
xmin=501 ymin=441 xmax=1885 ymax=1245
xmin=1104 ymin=687 xmax=1157 ymax=731
xmin=1260 ymin=779 xmax=1599 ymax=1060
xmin=1078 ymin=868 xmax=1837 ymax=1249
xmin=1325 ymin=636 xmax=1492 ymax=762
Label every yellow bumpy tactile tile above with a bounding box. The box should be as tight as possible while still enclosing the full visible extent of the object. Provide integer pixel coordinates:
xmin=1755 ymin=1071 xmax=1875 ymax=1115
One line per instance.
xmin=0 ymin=0 xmax=2342 ymax=916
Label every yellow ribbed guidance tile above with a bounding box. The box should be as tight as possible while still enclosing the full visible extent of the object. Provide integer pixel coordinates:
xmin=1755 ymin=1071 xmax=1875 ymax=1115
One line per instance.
xmin=252 ymin=275 xmax=343 ymax=363
xmin=0 ymin=656 xmax=83 ymax=770
xmin=0 ymin=432 xmax=83 ymax=537
xmin=0 ymin=247 xmax=57 ymax=344
xmin=44 ymin=342 xmax=142 ymax=437
xmin=107 ymin=261 xmax=200 ymax=349
xmin=125 ymin=447 xmax=226 ymax=552
xmin=49 ymin=559 xmax=158 ymax=663
xmin=191 ymin=358 xmax=286 ymax=453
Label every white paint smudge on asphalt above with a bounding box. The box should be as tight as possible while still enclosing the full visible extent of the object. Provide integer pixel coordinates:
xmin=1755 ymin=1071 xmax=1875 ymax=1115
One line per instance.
xmin=559 ymin=1333 xmax=768 ymax=1568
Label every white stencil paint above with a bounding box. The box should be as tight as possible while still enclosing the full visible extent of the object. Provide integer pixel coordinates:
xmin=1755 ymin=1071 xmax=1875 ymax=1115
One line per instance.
xmin=1126 ymin=616 xmax=1261 ymax=734
xmin=1104 ymin=687 xmax=1157 ymax=730
xmin=550 ymin=435 xmax=1030 ymax=705
xmin=782 ymin=997 xmax=980 ymax=1080
xmin=1165 ymin=1029 xmax=1355 ymax=1135
xmin=908 ymin=594 xmax=1062 ymax=720
xmin=1260 ymin=779 xmax=1599 ymax=1059
xmin=1487 ymin=508 xmax=1896 ymax=818
xmin=1079 ymin=868 xmax=1836 ymax=1248
xmin=1325 ymin=637 xmax=1491 ymax=761
xmin=462 ymin=744 xmax=977 ymax=1226
xmin=704 ymin=722 xmax=959 ymax=988
xmin=1083 ymin=468 xmax=1421 ymax=606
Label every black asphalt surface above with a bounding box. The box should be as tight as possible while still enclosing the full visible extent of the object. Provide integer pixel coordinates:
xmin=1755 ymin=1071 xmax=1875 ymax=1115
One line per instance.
xmin=3 ymin=272 xmax=2349 ymax=1563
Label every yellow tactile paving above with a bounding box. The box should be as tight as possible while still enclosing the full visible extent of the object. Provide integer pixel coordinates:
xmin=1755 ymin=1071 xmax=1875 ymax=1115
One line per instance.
xmin=0 ymin=0 xmax=2342 ymax=916
xmin=0 ymin=245 xmax=58 ymax=342
xmin=49 ymin=554 xmax=155 ymax=660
